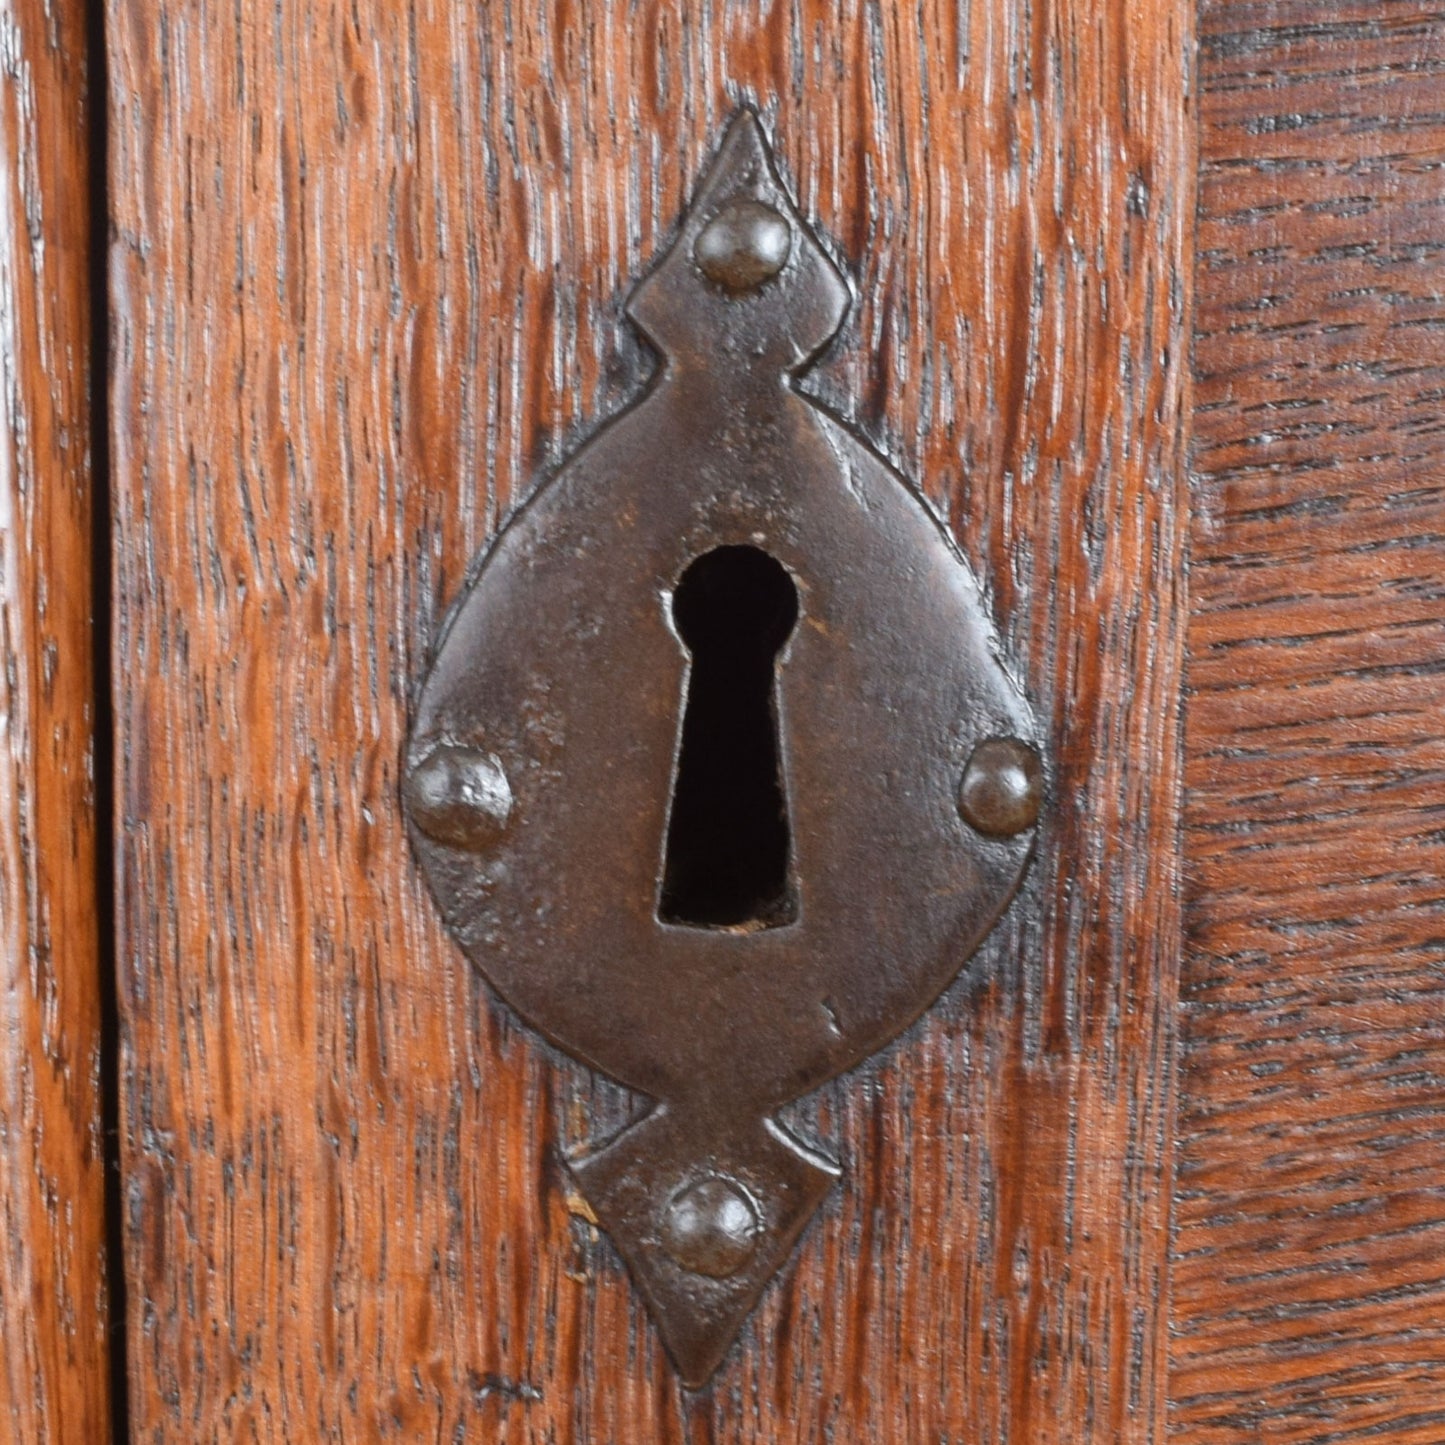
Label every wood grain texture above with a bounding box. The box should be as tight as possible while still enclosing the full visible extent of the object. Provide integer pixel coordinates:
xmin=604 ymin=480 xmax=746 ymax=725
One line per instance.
xmin=1173 ymin=4 xmax=1445 ymax=1441
xmin=108 ymin=0 xmax=1191 ymax=1438
xmin=0 ymin=0 xmax=111 ymax=1436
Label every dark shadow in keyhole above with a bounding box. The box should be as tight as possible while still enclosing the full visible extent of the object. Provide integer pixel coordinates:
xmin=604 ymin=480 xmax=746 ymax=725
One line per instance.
xmin=659 ymin=546 xmax=800 ymax=930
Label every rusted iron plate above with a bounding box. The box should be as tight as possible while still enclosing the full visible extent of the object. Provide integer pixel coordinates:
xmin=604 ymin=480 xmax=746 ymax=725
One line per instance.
xmin=404 ymin=110 xmax=1042 ymax=1386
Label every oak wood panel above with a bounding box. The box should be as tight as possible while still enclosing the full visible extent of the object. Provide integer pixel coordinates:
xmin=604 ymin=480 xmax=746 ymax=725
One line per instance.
xmin=1173 ymin=4 xmax=1445 ymax=1441
xmin=109 ymin=1 xmax=1191 ymax=1438
xmin=0 ymin=0 xmax=111 ymax=1437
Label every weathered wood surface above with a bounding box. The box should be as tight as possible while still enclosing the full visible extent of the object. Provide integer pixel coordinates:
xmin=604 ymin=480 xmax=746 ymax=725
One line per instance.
xmin=1173 ymin=3 xmax=1445 ymax=1441
xmin=0 ymin=0 xmax=111 ymax=1437
xmin=109 ymin=0 xmax=1191 ymax=1438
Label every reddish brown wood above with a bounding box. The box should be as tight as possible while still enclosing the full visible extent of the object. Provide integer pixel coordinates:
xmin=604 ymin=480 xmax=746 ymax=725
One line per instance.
xmin=0 ymin=0 xmax=111 ymax=1437
xmin=108 ymin=0 xmax=1191 ymax=1437
xmin=1173 ymin=4 xmax=1445 ymax=1441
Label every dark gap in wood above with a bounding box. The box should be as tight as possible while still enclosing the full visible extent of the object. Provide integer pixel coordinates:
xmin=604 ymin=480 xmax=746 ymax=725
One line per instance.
xmin=87 ymin=0 xmax=128 ymax=1433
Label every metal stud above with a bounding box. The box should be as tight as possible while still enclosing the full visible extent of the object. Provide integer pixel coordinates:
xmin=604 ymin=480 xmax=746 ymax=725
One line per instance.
xmin=694 ymin=198 xmax=792 ymax=293
xmin=660 ymin=1176 xmax=762 ymax=1278
xmin=404 ymin=743 xmax=513 ymax=850
xmin=958 ymin=737 xmax=1044 ymax=837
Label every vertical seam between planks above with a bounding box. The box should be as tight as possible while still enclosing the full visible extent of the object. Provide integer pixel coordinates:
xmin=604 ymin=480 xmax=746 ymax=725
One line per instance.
xmin=88 ymin=0 xmax=128 ymax=1433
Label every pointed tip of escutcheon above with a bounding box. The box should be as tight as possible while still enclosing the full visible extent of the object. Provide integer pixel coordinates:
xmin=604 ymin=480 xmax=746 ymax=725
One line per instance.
xmin=625 ymin=106 xmax=850 ymax=371
xmin=569 ymin=1109 xmax=839 ymax=1388
xmin=687 ymin=105 xmax=780 ymax=220
xmin=717 ymin=104 xmax=769 ymax=155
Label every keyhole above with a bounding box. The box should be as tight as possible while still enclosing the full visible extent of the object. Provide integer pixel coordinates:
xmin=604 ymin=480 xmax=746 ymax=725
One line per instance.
xmin=659 ymin=546 xmax=800 ymax=930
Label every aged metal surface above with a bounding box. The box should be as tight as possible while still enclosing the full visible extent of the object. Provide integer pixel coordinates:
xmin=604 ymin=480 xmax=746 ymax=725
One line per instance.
xmin=405 ymin=112 xmax=1041 ymax=1385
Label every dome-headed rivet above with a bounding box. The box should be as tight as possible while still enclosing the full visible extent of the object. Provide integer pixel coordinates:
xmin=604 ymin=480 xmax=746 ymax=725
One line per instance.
xmin=694 ymin=199 xmax=792 ymax=294
xmin=958 ymin=737 xmax=1044 ymax=837
xmin=660 ymin=1176 xmax=761 ymax=1278
xmin=404 ymin=743 xmax=513 ymax=850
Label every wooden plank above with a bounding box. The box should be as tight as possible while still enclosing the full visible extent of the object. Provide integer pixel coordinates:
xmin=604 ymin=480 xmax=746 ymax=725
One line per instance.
xmin=108 ymin=0 xmax=1192 ymax=1437
xmin=0 ymin=0 xmax=111 ymax=1437
xmin=1173 ymin=3 xmax=1445 ymax=1441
